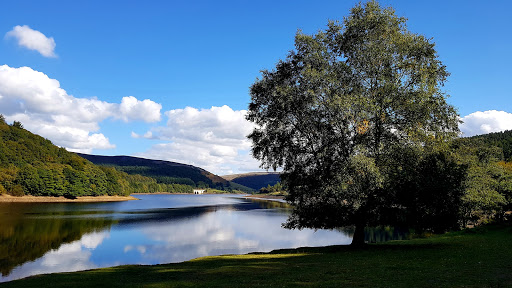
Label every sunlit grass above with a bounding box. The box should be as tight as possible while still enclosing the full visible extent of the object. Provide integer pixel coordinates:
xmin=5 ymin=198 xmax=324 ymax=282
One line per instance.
xmin=3 ymin=224 xmax=511 ymax=288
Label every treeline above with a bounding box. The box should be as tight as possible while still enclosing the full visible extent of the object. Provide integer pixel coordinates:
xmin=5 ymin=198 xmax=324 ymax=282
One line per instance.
xmin=0 ymin=116 xmax=197 ymax=197
xmin=471 ymin=129 xmax=512 ymax=161
xmin=451 ymin=138 xmax=512 ymax=225
xmin=117 ymin=166 xmax=196 ymax=186
xmin=258 ymin=182 xmax=286 ymax=195
xmin=386 ymin=137 xmax=512 ymax=230
xmin=122 ymin=173 xmax=194 ymax=194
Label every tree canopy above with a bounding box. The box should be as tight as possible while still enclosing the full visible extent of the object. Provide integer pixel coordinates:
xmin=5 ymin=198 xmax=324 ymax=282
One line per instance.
xmin=247 ymin=1 xmax=461 ymax=244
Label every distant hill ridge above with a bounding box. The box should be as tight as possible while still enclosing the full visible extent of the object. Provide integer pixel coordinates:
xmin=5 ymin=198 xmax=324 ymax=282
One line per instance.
xmin=222 ymin=172 xmax=281 ymax=191
xmin=77 ymin=153 xmax=252 ymax=192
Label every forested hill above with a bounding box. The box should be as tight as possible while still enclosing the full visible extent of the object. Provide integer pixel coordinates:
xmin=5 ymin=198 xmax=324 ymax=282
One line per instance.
xmin=222 ymin=172 xmax=281 ymax=190
xmin=0 ymin=118 xmax=132 ymax=197
xmin=76 ymin=153 xmax=249 ymax=191
xmin=470 ymin=130 xmax=512 ymax=160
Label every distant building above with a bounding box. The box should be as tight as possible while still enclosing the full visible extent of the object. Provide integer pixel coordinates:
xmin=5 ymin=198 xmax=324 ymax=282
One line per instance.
xmin=193 ymin=189 xmax=205 ymax=194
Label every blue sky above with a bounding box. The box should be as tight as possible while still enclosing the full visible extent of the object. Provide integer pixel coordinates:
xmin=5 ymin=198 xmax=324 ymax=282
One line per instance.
xmin=1 ymin=0 xmax=511 ymax=175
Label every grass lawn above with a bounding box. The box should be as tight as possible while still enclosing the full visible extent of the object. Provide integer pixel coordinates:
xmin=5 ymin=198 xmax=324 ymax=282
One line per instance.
xmin=3 ymin=224 xmax=511 ymax=288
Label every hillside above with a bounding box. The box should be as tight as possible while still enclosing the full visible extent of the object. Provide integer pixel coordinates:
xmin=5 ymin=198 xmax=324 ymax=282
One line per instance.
xmin=77 ymin=154 xmax=253 ymax=192
xmin=222 ymin=172 xmax=281 ymax=190
xmin=0 ymin=118 xmax=131 ymax=197
xmin=470 ymin=129 xmax=512 ymax=160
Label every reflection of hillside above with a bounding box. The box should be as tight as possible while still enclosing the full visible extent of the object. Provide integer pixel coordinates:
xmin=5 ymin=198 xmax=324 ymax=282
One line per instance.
xmin=115 ymin=199 xmax=284 ymax=227
xmin=0 ymin=206 xmax=116 ymax=276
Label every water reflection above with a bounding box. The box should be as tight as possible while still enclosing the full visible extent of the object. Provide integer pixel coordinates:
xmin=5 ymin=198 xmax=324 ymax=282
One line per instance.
xmin=0 ymin=194 xmax=349 ymax=282
xmin=0 ymin=203 xmax=116 ymax=278
xmin=338 ymin=226 xmax=411 ymax=243
xmin=2 ymin=231 xmax=111 ymax=282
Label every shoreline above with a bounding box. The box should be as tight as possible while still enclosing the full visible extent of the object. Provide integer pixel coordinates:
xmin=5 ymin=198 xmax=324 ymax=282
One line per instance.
xmin=0 ymin=193 xmax=285 ymax=203
xmin=244 ymin=194 xmax=285 ymax=200
xmin=0 ymin=194 xmax=138 ymax=203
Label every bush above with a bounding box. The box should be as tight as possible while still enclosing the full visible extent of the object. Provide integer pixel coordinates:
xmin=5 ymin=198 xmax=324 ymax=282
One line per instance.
xmin=9 ymin=185 xmax=25 ymax=196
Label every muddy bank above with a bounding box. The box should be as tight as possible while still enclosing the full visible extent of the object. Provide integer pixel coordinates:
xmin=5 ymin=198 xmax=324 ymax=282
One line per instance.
xmin=0 ymin=194 xmax=138 ymax=203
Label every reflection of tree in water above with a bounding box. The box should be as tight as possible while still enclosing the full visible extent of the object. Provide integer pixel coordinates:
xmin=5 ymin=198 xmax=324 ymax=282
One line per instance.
xmin=0 ymin=208 xmax=116 ymax=276
xmin=243 ymin=198 xmax=291 ymax=209
xmin=338 ymin=226 xmax=410 ymax=243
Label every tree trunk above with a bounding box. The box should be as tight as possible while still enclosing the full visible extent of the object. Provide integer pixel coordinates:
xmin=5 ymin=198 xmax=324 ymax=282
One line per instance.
xmin=351 ymin=223 xmax=366 ymax=246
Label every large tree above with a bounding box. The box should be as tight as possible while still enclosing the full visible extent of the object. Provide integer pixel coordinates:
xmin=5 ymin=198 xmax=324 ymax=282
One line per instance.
xmin=247 ymin=1 xmax=461 ymax=245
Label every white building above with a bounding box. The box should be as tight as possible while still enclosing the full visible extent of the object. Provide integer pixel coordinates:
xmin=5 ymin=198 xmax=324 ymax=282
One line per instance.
xmin=193 ymin=189 xmax=205 ymax=194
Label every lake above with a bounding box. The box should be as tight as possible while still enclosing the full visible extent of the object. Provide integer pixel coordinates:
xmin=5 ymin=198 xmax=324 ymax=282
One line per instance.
xmin=0 ymin=194 xmax=352 ymax=282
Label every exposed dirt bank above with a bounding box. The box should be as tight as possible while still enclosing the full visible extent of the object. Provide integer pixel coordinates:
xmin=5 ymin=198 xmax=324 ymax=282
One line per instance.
xmin=0 ymin=194 xmax=138 ymax=203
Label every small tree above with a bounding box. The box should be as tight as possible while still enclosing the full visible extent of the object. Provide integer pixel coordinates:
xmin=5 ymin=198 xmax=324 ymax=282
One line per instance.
xmin=12 ymin=121 xmax=23 ymax=129
xmin=247 ymin=1 xmax=460 ymax=245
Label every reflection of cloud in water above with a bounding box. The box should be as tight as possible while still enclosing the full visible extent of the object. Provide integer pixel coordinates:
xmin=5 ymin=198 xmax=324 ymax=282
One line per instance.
xmin=81 ymin=232 xmax=110 ymax=249
xmin=2 ymin=231 xmax=109 ymax=282
xmin=134 ymin=209 xmax=350 ymax=263
xmin=124 ymin=245 xmax=147 ymax=254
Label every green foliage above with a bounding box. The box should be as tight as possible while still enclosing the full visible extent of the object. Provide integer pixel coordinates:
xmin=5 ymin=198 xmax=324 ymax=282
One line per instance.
xmin=471 ymin=129 xmax=512 ymax=161
xmin=451 ymin=138 xmax=510 ymax=225
xmin=247 ymin=1 xmax=460 ymax=243
xmin=259 ymin=182 xmax=286 ymax=195
xmin=11 ymin=121 xmax=23 ymax=129
xmin=387 ymin=149 xmax=467 ymax=233
xmin=0 ymin=119 xmax=134 ymax=197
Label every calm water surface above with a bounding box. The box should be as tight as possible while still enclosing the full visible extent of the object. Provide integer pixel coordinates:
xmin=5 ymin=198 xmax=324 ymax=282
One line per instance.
xmin=0 ymin=194 xmax=351 ymax=282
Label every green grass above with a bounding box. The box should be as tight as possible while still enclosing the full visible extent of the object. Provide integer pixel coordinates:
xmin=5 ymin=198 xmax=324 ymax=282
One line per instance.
xmin=3 ymin=224 xmax=512 ymax=288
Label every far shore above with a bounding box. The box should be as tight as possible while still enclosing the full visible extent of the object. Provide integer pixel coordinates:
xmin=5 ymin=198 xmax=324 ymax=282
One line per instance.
xmin=133 ymin=192 xmax=285 ymax=201
xmin=0 ymin=194 xmax=139 ymax=203
xmin=0 ymin=193 xmax=286 ymax=203
xmin=244 ymin=194 xmax=285 ymax=200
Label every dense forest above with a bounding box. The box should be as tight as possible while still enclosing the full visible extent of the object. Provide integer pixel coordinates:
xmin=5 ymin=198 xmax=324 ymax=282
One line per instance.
xmin=0 ymin=117 xmax=131 ymax=197
xmin=471 ymin=130 xmax=512 ymax=161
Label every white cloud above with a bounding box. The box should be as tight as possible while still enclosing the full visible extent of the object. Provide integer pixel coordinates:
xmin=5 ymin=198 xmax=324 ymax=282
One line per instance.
xmin=119 ymin=96 xmax=161 ymax=123
xmin=5 ymin=25 xmax=57 ymax=58
xmin=131 ymin=130 xmax=153 ymax=139
xmin=0 ymin=65 xmax=162 ymax=153
xmin=460 ymin=110 xmax=512 ymax=137
xmin=136 ymin=105 xmax=264 ymax=175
